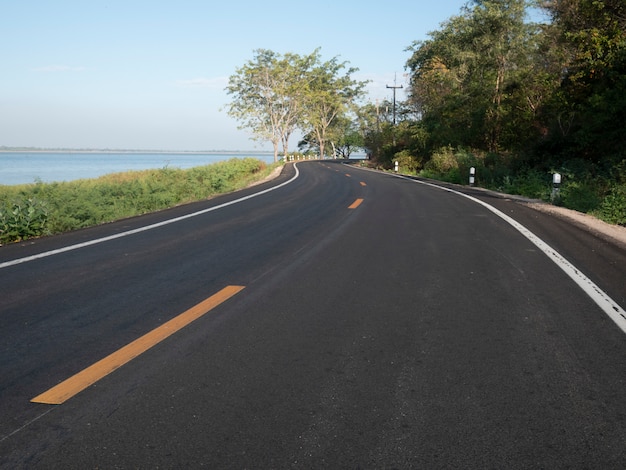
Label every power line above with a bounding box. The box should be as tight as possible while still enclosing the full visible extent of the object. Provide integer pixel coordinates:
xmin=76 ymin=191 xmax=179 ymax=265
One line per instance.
xmin=386 ymin=74 xmax=403 ymax=126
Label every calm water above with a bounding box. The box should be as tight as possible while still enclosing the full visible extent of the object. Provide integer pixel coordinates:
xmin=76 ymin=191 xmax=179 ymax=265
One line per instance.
xmin=0 ymin=151 xmax=277 ymax=186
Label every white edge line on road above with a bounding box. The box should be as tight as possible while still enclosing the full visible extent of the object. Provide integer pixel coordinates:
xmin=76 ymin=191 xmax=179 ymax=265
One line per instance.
xmin=412 ymin=176 xmax=626 ymax=334
xmin=354 ymin=166 xmax=626 ymax=334
xmin=0 ymin=164 xmax=300 ymax=270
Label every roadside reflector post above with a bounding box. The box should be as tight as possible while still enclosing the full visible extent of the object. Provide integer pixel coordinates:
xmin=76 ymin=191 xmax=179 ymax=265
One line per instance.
xmin=394 ymin=161 xmax=399 ymax=173
xmin=469 ymin=167 xmax=476 ymax=186
xmin=552 ymin=172 xmax=561 ymax=202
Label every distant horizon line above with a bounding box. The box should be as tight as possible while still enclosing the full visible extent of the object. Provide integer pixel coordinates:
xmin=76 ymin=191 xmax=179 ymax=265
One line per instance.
xmin=0 ymin=146 xmax=274 ymax=154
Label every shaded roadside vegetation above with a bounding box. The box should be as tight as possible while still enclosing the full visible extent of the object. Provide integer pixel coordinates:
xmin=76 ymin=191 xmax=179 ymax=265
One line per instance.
xmin=356 ymin=0 xmax=625 ymax=226
xmin=0 ymin=158 xmax=277 ymax=245
xmin=418 ymin=146 xmax=626 ymax=225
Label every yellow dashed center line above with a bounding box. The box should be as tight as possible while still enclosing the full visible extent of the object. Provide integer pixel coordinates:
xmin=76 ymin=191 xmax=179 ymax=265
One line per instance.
xmin=31 ymin=285 xmax=245 ymax=405
xmin=348 ymin=198 xmax=364 ymax=209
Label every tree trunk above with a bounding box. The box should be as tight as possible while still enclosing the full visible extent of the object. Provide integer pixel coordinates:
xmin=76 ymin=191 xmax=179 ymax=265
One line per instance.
xmin=272 ymin=140 xmax=280 ymax=163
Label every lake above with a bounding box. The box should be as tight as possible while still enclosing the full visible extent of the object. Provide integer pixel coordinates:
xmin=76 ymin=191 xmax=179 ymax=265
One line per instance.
xmin=0 ymin=151 xmax=278 ymax=186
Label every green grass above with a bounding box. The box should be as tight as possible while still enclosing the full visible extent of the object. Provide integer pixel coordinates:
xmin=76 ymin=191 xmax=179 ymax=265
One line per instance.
xmin=0 ymin=158 xmax=281 ymax=244
xmin=418 ymin=148 xmax=625 ymax=226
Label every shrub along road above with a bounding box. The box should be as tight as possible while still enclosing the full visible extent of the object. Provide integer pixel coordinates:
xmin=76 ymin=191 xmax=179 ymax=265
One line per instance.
xmin=1 ymin=161 xmax=625 ymax=468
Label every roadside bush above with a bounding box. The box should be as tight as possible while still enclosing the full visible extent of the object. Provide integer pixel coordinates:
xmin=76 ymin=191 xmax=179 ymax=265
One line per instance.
xmin=421 ymin=147 xmax=461 ymax=183
xmin=0 ymin=158 xmax=276 ymax=244
xmin=559 ymin=180 xmax=602 ymax=213
xmin=595 ymin=185 xmax=626 ymax=226
xmin=453 ymin=149 xmax=479 ymax=185
xmin=500 ymin=169 xmax=551 ymax=200
xmin=596 ymin=160 xmax=626 ymax=225
xmin=417 ymin=147 xmax=625 ymax=226
xmin=0 ymin=197 xmax=49 ymax=244
xmin=423 ymin=146 xmax=458 ymax=175
xmin=421 ymin=147 xmax=482 ymax=185
xmin=393 ymin=149 xmax=423 ymax=175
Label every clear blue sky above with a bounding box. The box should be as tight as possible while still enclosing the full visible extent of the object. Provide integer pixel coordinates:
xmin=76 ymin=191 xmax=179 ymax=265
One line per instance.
xmin=2 ymin=0 xmax=470 ymax=151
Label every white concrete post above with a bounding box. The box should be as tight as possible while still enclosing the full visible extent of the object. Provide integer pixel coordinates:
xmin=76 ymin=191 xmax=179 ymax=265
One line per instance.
xmin=552 ymin=173 xmax=561 ymax=202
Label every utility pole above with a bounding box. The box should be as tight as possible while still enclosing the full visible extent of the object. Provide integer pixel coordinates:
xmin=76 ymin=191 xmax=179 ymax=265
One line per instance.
xmin=386 ymin=74 xmax=403 ymax=126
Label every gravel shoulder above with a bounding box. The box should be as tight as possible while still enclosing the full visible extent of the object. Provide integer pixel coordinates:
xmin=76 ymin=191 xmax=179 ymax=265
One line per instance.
xmin=458 ymin=182 xmax=626 ymax=250
xmin=524 ymin=201 xmax=626 ymax=250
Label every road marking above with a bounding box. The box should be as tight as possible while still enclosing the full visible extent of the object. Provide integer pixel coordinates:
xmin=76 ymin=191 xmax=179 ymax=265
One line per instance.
xmin=345 ymin=173 xmax=352 ymax=177
xmin=360 ymin=182 xmax=367 ymax=186
xmin=378 ymin=171 xmax=626 ymax=335
xmin=31 ymin=285 xmax=245 ymax=405
xmin=348 ymin=198 xmax=364 ymax=209
xmin=0 ymin=164 xmax=301 ymax=270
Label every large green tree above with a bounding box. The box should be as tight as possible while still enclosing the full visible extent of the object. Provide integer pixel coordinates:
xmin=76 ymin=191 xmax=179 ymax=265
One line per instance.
xmin=406 ymin=0 xmax=541 ymax=153
xmin=226 ymin=48 xmax=365 ymax=161
xmin=300 ymin=53 xmax=367 ymax=158
xmin=539 ymin=0 xmax=626 ymax=162
xmin=225 ymin=49 xmax=306 ymax=162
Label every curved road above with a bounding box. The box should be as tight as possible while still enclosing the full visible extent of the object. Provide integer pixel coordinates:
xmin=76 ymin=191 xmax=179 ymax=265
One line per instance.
xmin=1 ymin=161 xmax=625 ymax=468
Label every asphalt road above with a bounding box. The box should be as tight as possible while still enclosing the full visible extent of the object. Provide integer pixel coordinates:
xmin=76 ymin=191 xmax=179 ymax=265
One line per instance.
xmin=1 ymin=161 xmax=625 ymax=468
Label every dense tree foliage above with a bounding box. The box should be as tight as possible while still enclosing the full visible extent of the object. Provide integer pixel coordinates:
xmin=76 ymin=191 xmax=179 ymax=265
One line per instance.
xmin=540 ymin=0 xmax=626 ymax=162
xmin=226 ymin=49 xmax=366 ymax=161
xmin=404 ymin=0 xmax=545 ymax=153
xmin=358 ymin=0 xmax=625 ymax=224
xmin=302 ymin=55 xmax=366 ymax=159
xmin=225 ymin=49 xmax=307 ymax=162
